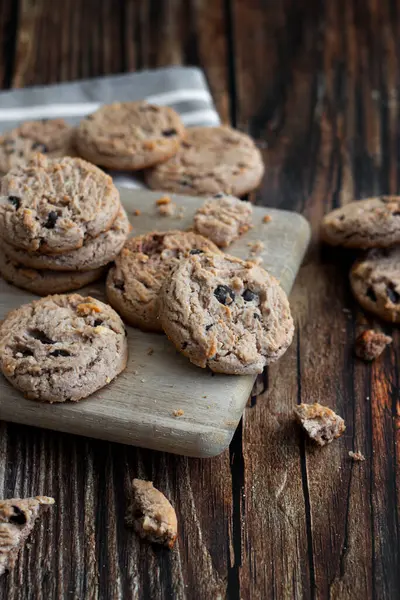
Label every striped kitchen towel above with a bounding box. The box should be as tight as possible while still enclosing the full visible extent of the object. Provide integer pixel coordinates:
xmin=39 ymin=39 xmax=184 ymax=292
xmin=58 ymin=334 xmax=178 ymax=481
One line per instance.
xmin=0 ymin=67 xmax=221 ymax=188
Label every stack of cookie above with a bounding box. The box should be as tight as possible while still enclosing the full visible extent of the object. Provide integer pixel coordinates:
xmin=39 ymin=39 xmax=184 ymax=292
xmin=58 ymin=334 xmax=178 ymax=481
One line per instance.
xmin=321 ymin=196 xmax=400 ymax=323
xmin=0 ymin=154 xmax=130 ymax=295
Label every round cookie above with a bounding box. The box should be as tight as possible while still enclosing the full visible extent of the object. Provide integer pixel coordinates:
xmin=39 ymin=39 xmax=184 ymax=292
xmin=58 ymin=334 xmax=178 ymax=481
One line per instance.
xmin=159 ymin=252 xmax=294 ymax=374
xmin=75 ymin=101 xmax=185 ymax=171
xmin=0 ymin=119 xmax=75 ymax=174
xmin=350 ymin=247 xmax=400 ymax=323
xmin=0 ymin=253 xmax=106 ymax=295
xmin=145 ymin=126 xmax=265 ymax=197
xmin=106 ymin=230 xmax=221 ymax=332
xmin=0 ymin=154 xmax=120 ymax=253
xmin=193 ymin=193 xmax=253 ymax=247
xmin=321 ymin=196 xmax=400 ymax=248
xmin=0 ymin=294 xmax=128 ymax=403
xmin=0 ymin=207 xmax=131 ymax=271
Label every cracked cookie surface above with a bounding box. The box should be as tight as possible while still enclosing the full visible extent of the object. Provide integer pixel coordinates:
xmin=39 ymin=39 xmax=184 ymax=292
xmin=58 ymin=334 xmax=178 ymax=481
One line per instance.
xmin=0 ymin=496 xmax=54 ymax=576
xmin=159 ymin=252 xmax=294 ymax=374
xmin=0 ymin=294 xmax=128 ymax=402
xmin=321 ymin=196 xmax=400 ymax=248
xmin=76 ymin=101 xmax=185 ymax=170
xmin=145 ymin=126 xmax=265 ymax=197
xmin=106 ymin=230 xmax=221 ymax=331
xmin=0 ymin=154 xmax=120 ymax=253
xmin=350 ymin=247 xmax=400 ymax=322
xmin=0 ymin=253 xmax=106 ymax=295
xmin=0 ymin=119 xmax=75 ymax=174
xmin=0 ymin=207 xmax=130 ymax=271
xmin=193 ymin=193 xmax=253 ymax=247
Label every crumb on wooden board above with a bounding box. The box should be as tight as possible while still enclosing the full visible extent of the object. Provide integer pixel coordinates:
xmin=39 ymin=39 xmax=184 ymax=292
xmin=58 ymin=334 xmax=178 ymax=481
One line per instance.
xmin=172 ymin=409 xmax=184 ymax=417
xmin=262 ymin=215 xmax=272 ymax=223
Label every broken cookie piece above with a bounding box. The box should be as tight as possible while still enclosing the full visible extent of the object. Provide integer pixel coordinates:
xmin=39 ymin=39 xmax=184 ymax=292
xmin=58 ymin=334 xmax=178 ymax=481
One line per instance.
xmin=354 ymin=329 xmax=392 ymax=361
xmin=294 ymin=402 xmax=345 ymax=446
xmin=193 ymin=194 xmax=253 ymax=247
xmin=0 ymin=496 xmax=54 ymax=576
xmin=126 ymin=479 xmax=177 ymax=549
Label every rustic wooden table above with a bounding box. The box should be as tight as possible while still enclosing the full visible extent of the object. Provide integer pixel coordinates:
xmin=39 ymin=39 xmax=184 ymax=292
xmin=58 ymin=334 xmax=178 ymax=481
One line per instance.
xmin=0 ymin=1 xmax=399 ymax=599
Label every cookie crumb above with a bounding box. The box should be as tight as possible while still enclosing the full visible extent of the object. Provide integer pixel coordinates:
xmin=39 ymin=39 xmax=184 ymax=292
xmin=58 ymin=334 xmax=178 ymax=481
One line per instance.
xmin=147 ymin=347 xmax=154 ymax=356
xmin=105 ymin=377 xmax=111 ymax=384
xmin=262 ymin=215 xmax=272 ymax=223
xmin=247 ymin=240 xmax=264 ymax=255
xmin=349 ymin=450 xmax=366 ymax=461
xmin=158 ymin=202 xmax=176 ymax=217
xmin=202 ymin=395 xmax=207 ymax=398
xmin=132 ymin=209 xmax=141 ymax=216
xmin=294 ymin=402 xmax=346 ymax=446
xmin=140 ymin=378 xmax=146 ymax=383
xmin=156 ymin=195 xmax=172 ymax=205
xmin=126 ymin=479 xmax=177 ymax=549
xmin=172 ymin=409 xmax=184 ymax=417
xmin=355 ymin=329 xmax=392 ymax=361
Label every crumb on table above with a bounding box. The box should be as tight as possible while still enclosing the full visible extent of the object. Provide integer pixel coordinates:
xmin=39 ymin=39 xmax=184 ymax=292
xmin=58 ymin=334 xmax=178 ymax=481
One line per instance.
xmin=354 ymin=329 xmax=392 ymax=361
xmin=157 ymin=201 xmax=177 ymax=216
xmin=262 ymin=215 xmax=272 ymax=223
xmin=132 ymin=209 xmax=141 ymax=216
xmin=147 ymin=347 xmax=154 ymax=356
xmin=294 ymin=402 xmax=346 ymax=446
xmin=349 ymin=450 xmax=366 ymax=461
xmin=172 ymin=409 xmax=184 ymax=417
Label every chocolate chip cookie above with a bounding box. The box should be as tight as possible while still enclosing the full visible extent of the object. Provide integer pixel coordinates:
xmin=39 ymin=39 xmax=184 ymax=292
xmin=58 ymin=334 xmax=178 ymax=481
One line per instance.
xmin=0 ymin=119 xmax=75 ymax=174
xmin=159 ymin=253 xmax=294 ymax=374
xmin=0 ymin=207 xmax=131 ymax=271
xmin=321 ymin=196 xmax=400 ymax=248
xmin=0 ymin=496 xmax=54 ymax=576
xmin=350 ymin=247 xmax=400 ymax=323
xmin=75 ymin=101 xmax=185 ymax=171
xmin=0 ymin=294 xmax=128 ymax=402
xmin=145 ymin=126 xmax=265 ymax=197
xmin=0 ymin=253 xmax=106 ymax=295
xmin=0 ymin=154 xmax=120 ymax=253
xmin=193 ymin=193 xmax=253 ymax=247
xmin=106 ymin=230 xmax=221 ymax=331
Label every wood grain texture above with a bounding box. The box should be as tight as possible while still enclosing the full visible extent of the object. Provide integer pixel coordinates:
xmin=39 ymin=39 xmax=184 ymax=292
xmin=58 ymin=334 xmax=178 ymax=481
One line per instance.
xmin=0 ymin=0 xmax=399 ymax=598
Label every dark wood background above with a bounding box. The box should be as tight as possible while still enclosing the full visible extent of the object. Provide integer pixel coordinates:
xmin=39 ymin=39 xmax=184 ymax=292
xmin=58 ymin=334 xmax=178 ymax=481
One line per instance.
xmin=0 ymin=0 xmax=399 ymax=598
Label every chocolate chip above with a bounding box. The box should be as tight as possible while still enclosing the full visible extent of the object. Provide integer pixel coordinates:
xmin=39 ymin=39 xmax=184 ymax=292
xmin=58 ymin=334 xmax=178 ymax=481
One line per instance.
xmin=182 ymin=342 xmax=188 ymax=350
xmin=31 ymin=142 xmax=47 ymax=152
xmin=254 ymin=313 xmax=261 ymax=320
xmin=189 ymin=249 xmax=204 ymax=255
xmin=243 ymin=289 xmax=257 ymax=302
xmin=339 ymin=215 xmax=345 ymax=221
xmin=179 ymin=180 xmax=192 ymax=187
xmin=162 ymin=128 xmax=177 ymax=137
xmin=10 ymin=506 xmax=27 ymax=525
xmin=8 ymin=196 xmax=20 ymax=209
xmin=366 ymin=286 xmax=377 ymax=302
xmin=205 ymin=324 xmax=213 ymax=331
xmin=44 ymin=211 xmax=58 ymax=229
xmin=393 ymin=211 xmax=400 ymax=216
xmin=387 ymin=284 xmax=400 ymax=304
xmin=213 ymin=193 xmax=224 ymax=198
xmin=114 ymin=281 xmax=125 ymax=291
xmin=30 ymin=329 xmax=54 ymax=344
xmin=50 ymin=349 xmax=70 ymax=357
xmin=214 ymin=284 xmax=235 ymax=305
xmin=94 ymin=319 xmax=103 ymax=327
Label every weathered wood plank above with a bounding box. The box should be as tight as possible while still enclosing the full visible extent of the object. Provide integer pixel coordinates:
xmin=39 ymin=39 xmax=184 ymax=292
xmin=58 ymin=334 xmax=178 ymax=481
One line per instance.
xmin=231 ymin=0 xmax=399 ymax=599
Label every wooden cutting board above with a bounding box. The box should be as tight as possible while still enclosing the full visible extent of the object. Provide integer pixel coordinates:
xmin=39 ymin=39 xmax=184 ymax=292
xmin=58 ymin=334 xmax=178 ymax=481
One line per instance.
xmin=0 ymin=189 xmax=310 ymax=457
